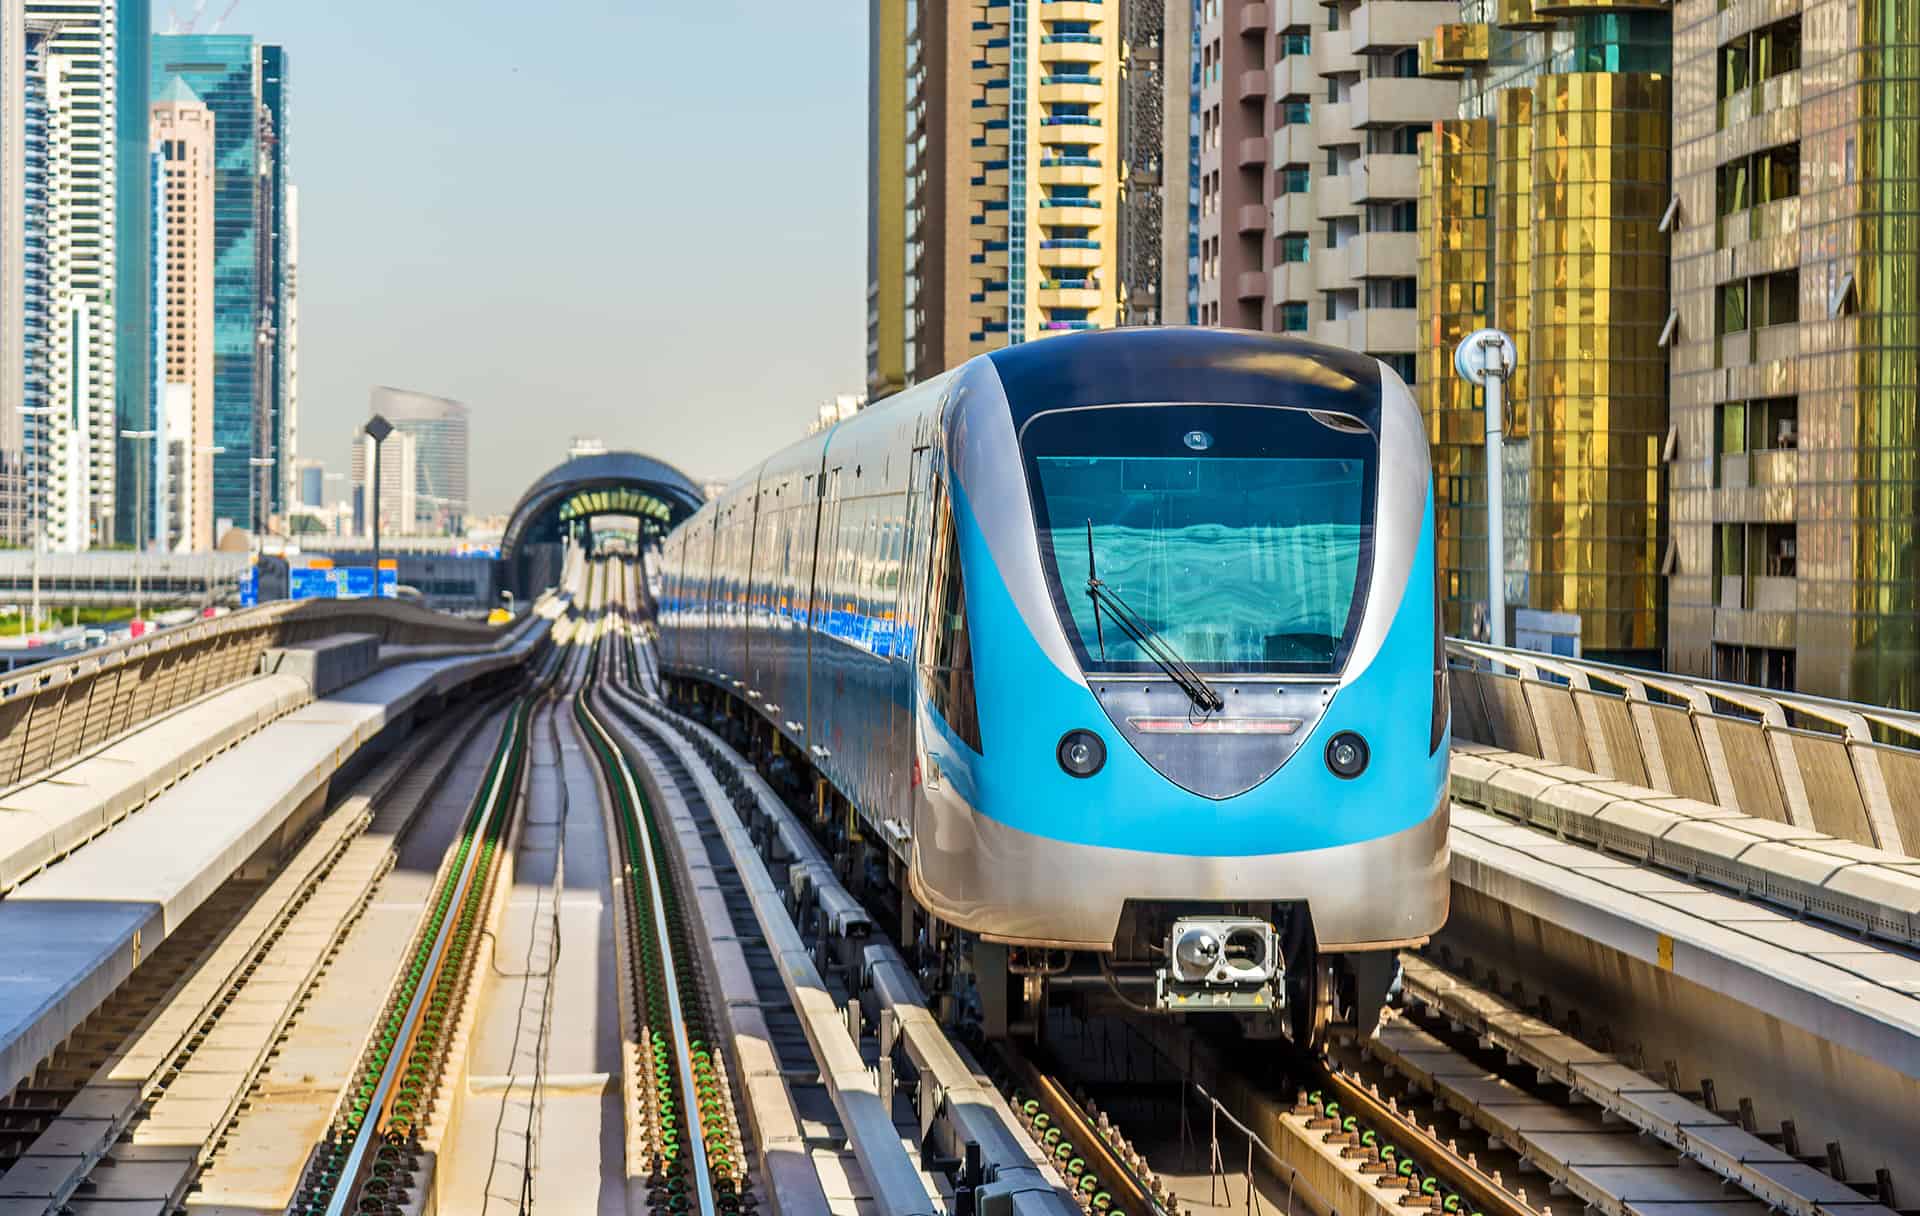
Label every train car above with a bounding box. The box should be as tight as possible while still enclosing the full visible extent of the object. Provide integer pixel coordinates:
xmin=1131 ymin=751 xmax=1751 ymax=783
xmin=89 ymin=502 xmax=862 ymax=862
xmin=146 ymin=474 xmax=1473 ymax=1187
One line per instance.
xmin=655 ymin=328 xmax=1448 ymax=1042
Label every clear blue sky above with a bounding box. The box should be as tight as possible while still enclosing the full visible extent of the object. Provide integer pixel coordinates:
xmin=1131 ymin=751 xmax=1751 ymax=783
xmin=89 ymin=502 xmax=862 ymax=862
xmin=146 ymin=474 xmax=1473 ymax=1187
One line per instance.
xmin=153 ymin=0 xmax=868 ymax=512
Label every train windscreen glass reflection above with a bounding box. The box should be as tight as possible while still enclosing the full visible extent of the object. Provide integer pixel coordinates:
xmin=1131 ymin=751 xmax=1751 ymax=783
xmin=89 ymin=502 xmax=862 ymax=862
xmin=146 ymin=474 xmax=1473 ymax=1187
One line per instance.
xmin=1024 ymin=405 xmax=1374 ymax=674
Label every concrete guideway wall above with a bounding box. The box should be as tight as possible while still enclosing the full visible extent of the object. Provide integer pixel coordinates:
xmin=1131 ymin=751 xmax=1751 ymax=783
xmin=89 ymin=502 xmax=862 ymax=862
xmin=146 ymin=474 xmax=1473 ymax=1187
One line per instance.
xmin=0 ymin=600 xmax=562 ymax=1106
xmin=1448 ymin=641 xmax=1920 ymax=857
xmin=0 ymin=600 xmax=518 ymax=799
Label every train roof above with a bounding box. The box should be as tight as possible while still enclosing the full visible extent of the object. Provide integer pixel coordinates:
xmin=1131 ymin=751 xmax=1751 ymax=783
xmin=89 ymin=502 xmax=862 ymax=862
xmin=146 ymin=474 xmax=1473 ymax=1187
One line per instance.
xmin=985 ymin=327 xmax=1385 ymax=432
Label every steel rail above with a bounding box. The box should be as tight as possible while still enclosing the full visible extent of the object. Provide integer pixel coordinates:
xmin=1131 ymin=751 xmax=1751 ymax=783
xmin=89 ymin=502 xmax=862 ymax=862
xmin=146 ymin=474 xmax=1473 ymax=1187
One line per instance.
xmin=575 ymin=684 xmax=719 ymax=1215
xmin=321 ymin=690 xmax=532 ymax=1216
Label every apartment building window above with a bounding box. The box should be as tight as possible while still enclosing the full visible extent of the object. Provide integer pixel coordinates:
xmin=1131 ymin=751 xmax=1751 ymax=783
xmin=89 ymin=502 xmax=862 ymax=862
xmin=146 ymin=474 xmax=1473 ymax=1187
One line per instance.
xmin=1367 ymin=49 xmax=1419 ymax=78
xmin=1716 ymin=143 xmax=1799 ymax=222
xmin=1325 ymin=294 xmax=1338 ymax=321
xmin=1281 ymin=235 xmax=1310 ymax=263
xmin=1368 ymin=201 xmax=1417 ymax=232
xmin=1281 ymin=302 xmax=1309 ymax=332
xmin=1327 ymin=6 xmax=1340 ymax=31
xmin=1280 ymin=32 xmax=1310 ymax=57
xmin=1714 ymin=522 xmax=1796 ymax=610
xmin=1713 ymin=644 xmax=1795 ymax=691
xmin=1718 ymin=16 xmax=1799 ymax=125
xmin=1382 ymin=353 xmax=1416 ymax=384
xmin=1714 ymin=396 xmax=1798 ymax=486
xmin=1279 ymin=100 xmax=1311 ymax=126
xmin=1281 ymin=167 xmax=1309 ymax=194
xmin=1366 ymin=278 xmax=1416 ymax=309
xmin=1718 ymin=270 xmax=1798 ymax=336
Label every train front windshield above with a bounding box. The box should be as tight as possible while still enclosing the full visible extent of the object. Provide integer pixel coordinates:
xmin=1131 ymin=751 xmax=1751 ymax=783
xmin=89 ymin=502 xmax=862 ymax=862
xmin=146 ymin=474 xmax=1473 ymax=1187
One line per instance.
xmin=1021 ymin=403 xmax=1376 ymax=675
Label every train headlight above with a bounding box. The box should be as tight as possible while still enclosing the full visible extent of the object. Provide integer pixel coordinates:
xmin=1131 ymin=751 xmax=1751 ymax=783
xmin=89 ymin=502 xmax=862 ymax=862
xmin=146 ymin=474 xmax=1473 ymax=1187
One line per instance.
xmin=1168 ymin=916 xmax=1280 ymax=986
xmin=1056 ymin=729 xmax=1107 ymax=778
xmin=1325 ymin=731 xmax=1369 ymax=779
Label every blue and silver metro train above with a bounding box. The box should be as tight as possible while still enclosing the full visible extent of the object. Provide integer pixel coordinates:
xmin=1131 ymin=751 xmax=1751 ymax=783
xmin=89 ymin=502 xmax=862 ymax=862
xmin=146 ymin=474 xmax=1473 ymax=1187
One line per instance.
xmin=655 ymin=327 xmax=1448 ymax=1042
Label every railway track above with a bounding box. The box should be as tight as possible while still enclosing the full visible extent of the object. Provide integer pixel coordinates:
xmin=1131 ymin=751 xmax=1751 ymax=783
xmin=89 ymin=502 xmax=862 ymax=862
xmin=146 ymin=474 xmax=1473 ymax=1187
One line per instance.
xmin=293 ymin=645 xmax=564 ymax=1215
xmin=574 ymin=636 xmax=753 ymax=1214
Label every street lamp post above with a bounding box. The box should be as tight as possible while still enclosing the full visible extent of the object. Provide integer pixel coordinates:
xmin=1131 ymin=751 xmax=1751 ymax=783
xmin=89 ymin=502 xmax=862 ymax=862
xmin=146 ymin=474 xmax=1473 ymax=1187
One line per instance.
xmin=1454 ymin=328 xmax=1520 ymax=648
xmin=119 ymin=428 xmax=158 ymax=627
xmin=363 ymin=414 xmax=394 ymax=578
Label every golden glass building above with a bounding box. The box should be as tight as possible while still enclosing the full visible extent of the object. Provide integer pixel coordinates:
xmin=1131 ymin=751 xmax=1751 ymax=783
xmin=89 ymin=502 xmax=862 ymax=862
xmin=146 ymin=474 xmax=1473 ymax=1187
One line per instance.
xmin=867 ymin=0 xmax=1125 ymax=396
xmin=1667 ymin=0 xmax=1920 ymax=708
xmin=1417 ymin=6 xmax=1672 ymax=665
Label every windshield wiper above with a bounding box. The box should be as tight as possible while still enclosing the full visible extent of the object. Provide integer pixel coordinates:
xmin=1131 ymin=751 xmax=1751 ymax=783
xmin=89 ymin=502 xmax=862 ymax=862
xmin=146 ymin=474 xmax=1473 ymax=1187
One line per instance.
xmin=1085 ymin=521 xmax=1226 ymax=713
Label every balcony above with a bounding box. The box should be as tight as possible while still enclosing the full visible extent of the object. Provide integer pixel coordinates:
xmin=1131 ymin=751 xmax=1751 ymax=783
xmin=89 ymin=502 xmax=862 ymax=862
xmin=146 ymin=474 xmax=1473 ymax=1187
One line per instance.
xmin=1345 ymin=231 xmax=1418 ymax=278
xmin=1313 ymin=101 xmax=1354 ymax=148
xmin=1238 ymin=134 xmax=1269 ymax=168
xmin=1322 ymin=307 xmax=1418 ymax=352
xmin=1532 ymin=0 xmax=1667 ymax=14
xmin=1314 ymin=170 xmax=1356 ymax=216
xmin=1037 ymin=283 xmax=1105 ymax=310
xmin=1719 ymin=448 xmax=1797 ymax=492
xmin=1497 ymin=0 xmax=1557 ymax=28
xmin=1314 ymin=34 xmax=1360 ymax=78
xmin=1272 ymin=192 xmax=1315 ymax=235
xmin=1282 ymin=0 xmax=1320 ymax=29
xmin=1314 ymin=248 xmax=1351 ymax=292
xmin=1040 ymin=1 xmax=1108 ymax=20
xmin=1037 ymin=241 xmax=1103 ymax=270
xmin=1238 ymin=3 xmax=1271 ymax=34
xmin=1418 ymin=36 xmax=1463 ymax=79
xmin=1272 ymin=262 xmax=1313 ymax=301
xmin=1038 ymin=38 xmax=1102 ymax=63
xmin=1718 ymin=575 xmax=1797 ymax=614
xmin=1237 ymin=68 xmax=1268 ymax=101
xmin=1754 ymin=320 xmax=1798 ymax=366
xmin=1041 ymin=79 xmax=1105 ymax=105
xmin=1236 ymin=202 xmax=1267 ymax=233
xmin=1350 ymin=77 xmax=1459 ymax=128
xmin=1272 ymin=124 xmax=1314 ymax=167
xmin=1431 ymin=22 xmax=1491 ymax=66
xmin=1349 ymin=153 xmax=1420 ymax=202
xmin=1347 ymin=1 xmax=1456 ymax=51
xmin=1274 ymin=55 xmax=1311 ymax=100
xmin=1038 ymin=120 xmax=1101 ymax=145
xmin=1038 ymin=160 xmax=1104 ymax=187
xmin=1235 ymin=270 xmax=1268 ymax=300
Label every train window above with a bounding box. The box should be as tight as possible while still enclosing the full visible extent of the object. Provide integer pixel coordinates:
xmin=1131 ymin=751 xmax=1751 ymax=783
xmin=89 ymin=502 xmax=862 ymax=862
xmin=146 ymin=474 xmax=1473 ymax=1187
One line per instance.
xmin=919 ymin=481 xmax=983 ymax=752
xmin=1021 ymin=403 xmax=1377 ymax=675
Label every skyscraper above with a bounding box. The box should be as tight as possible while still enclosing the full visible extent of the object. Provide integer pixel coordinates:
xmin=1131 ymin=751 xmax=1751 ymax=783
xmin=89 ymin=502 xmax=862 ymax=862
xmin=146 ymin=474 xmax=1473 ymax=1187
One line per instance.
xmin=149 ymin=34 xmax=291 ymax=535
xmin=365 ymin=388 xmax=471 ymax=536
xmin=1 ymin=4 xmax=33 ymax=547
xmin=867 ymin=1 xmax=1126 ymax=393
xmin=1415 ymin=11 xmax=1672 ymax=665
xmin=152 ymin=75 xmax=215 ymax=551
xmin=110 ymin=0 xmax=147 ymax=549
xmin=1190 ymin=0 xmax=1452 ymax=367
xmin=1665 ymin=0 xmax=1920 ymax=705
xmin=33 ymin=0 xmax=120 ymax=552
xmin=258 ymin=42 xmax=289 ymax=518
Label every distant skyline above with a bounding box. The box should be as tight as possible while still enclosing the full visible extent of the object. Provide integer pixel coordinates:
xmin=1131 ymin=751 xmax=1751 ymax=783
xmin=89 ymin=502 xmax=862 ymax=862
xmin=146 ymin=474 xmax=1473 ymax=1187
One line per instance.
xmin=151 ymin=1 xmax=868 ymax=512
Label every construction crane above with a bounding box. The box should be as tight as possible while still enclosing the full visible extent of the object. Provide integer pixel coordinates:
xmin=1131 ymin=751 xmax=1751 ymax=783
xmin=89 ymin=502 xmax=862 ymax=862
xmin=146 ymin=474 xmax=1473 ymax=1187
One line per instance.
xmin=166 ymin=0 xmax=245 ymax=34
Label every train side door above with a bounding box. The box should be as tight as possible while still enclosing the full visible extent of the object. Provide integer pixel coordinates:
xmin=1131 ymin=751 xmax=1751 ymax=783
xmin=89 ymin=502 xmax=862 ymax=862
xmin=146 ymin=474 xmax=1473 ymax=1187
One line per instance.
xmin=891 ymin=446 xmax=934 ymax=840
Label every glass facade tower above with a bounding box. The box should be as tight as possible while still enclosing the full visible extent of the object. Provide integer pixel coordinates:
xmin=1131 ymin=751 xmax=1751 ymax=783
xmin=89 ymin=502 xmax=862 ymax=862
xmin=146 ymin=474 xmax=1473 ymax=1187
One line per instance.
xmin=150 ymin=34 xmax=289 ymax=535
xmin=111 ymin=0 xmax=147 ymax=546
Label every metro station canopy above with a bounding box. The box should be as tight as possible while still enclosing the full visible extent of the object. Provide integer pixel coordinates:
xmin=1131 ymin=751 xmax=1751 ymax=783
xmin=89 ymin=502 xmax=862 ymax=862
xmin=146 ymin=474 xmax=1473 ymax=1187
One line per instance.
xmin=500 ymin=451 xmax=705 ymax=559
